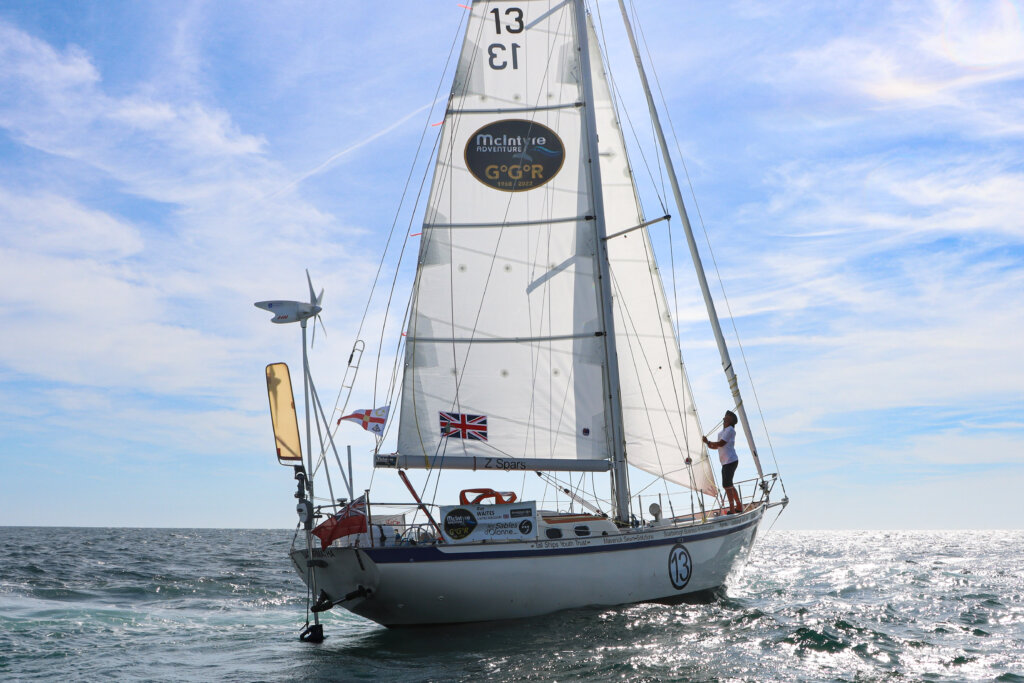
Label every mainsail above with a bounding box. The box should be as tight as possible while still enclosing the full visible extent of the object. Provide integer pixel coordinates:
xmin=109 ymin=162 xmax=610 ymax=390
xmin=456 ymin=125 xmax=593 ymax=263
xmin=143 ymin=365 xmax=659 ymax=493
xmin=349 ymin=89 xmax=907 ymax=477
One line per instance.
xmin=396 ymin=0 xmax=716 ymax=497
xmin=399 ymin=0 xmax=607 ymax=465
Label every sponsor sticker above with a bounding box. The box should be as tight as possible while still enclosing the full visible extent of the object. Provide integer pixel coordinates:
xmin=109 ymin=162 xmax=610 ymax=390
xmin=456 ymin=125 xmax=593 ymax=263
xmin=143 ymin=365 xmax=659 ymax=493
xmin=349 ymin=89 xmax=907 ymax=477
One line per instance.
xmin=464 ymin=120 xmax=564 ymax=192
xmin=439 ymin=501 xmax=537 ymax=543
xmin=443 ymin=508 xmax=478 ymax=540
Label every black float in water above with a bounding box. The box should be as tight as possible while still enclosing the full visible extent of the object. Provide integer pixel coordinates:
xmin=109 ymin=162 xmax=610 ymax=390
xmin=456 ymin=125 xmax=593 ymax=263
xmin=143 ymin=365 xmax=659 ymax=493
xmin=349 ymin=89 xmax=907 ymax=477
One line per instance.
xmin=299 ymin=623 xmax=324 ymax=643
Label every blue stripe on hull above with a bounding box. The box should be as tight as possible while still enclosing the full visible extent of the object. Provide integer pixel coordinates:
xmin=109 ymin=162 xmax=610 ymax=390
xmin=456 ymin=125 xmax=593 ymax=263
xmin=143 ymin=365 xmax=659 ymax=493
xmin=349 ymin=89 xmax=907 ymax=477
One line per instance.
xmin=359 ymin=512 xmax=761 ymax=564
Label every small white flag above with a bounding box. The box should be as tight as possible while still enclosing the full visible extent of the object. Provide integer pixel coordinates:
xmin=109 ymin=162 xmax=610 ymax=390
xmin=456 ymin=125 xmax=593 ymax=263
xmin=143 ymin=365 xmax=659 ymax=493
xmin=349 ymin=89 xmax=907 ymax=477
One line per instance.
xmin=338 ymin=406 xmax=390 ymax=435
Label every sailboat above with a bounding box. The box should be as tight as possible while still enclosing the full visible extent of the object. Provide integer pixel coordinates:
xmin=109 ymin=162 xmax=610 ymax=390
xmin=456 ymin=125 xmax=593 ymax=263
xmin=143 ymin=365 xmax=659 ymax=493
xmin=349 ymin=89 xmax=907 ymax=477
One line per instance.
xmin=261 ymin=0 xmax=787 ymax=636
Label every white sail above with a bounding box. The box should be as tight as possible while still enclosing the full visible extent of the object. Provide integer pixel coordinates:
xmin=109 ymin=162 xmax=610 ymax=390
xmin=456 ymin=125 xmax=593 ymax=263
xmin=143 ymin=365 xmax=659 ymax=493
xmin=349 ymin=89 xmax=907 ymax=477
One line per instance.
xmin=397 ymin=0 xmax=716 ymax=497
xmin=398 ymin=0 xmax=610 ymax=463
xmin=585 ymin=20 xmax=718 ymax=496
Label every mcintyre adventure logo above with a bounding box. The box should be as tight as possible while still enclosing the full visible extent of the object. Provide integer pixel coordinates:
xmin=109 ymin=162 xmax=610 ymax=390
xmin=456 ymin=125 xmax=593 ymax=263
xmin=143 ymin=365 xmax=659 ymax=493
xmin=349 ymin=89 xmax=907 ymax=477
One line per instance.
xmin=464 ymin=119 xmax=564 ymax=192
xmin=443 ymin=508 xmax=478 ymax=540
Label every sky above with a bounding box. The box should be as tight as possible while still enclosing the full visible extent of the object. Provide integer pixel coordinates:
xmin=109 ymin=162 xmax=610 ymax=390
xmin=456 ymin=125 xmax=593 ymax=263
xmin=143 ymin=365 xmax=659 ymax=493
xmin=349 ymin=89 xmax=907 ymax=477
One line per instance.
xmin=0 ymin=0 xmax=1022 ymax=530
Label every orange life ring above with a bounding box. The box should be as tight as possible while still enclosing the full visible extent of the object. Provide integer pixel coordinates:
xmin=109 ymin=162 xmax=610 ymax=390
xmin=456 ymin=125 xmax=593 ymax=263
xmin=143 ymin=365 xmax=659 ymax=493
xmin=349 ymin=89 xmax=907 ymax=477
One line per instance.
xmin=459 ymin=488 xmax=518 ymax=505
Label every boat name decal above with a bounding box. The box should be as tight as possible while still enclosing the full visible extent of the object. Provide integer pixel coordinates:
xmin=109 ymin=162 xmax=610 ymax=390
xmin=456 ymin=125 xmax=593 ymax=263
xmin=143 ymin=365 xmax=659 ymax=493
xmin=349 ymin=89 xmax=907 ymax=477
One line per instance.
xmin=668 ymin=543 xmax=692 ymax=590
xmin=485 ymin=457 xmax=525 ymax=471
xmin=601 ymin=532 xmax=655 ymax=545
xmin=464 ymin=119 xmax=564 ymax=192
xmin=374 ymin=454 xmax=398 ymax=467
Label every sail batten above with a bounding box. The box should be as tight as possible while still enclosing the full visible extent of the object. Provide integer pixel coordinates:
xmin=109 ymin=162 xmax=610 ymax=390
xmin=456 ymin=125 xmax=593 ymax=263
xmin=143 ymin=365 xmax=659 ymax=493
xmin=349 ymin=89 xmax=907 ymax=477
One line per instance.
xmin=409 ymin=332 xmax=602 ymax=344
xmin=424 ymin=215 xmax=589 ymax=229
xmin=450 ymin=102 xmax=583 ymax=115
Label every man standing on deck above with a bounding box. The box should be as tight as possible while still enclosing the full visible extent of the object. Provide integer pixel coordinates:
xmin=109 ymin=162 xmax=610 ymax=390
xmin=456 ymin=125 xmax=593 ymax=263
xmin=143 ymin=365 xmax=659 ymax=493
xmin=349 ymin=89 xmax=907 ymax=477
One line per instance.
xmin=703 ymin=410 xmax=742 ymax=515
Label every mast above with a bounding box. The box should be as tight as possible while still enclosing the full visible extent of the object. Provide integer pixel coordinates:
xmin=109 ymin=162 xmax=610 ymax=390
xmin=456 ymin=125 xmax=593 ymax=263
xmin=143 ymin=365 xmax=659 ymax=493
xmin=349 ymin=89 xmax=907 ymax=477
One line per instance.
xmin=299 ymin=318 xmax=322 ymax=635
xmin=615 ymin=0 xmax=767 ymax=488
xmin=575 ymin=0 xmax=631 ymax=523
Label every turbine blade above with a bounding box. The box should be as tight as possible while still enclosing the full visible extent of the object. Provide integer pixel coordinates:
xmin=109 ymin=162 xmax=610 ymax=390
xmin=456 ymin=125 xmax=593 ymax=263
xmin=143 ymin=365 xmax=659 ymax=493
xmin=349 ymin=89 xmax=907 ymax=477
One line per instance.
xmin=306 ymin=269 xmax=316 ymax=305
xmin=312 ymin=314 xmax=327 ymax=349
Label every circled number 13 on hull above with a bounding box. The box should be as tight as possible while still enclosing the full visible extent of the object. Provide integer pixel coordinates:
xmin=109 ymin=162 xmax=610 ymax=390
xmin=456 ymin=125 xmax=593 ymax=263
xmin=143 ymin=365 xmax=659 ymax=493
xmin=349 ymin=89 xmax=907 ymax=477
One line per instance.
xmin=668 ymin=543 xmax=692 ymax=590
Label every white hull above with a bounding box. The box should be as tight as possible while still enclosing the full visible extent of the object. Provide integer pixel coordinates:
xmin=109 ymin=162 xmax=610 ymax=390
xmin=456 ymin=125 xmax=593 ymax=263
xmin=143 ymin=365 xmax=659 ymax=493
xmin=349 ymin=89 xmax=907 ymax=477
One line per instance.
xmin=291 ymin=504 xmax=764 ymax=626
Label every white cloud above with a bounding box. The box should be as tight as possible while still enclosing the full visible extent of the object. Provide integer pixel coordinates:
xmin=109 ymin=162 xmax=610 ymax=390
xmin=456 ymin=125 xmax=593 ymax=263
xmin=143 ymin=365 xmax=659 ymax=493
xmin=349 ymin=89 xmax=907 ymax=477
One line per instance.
xmin=0 ymin=189 xmax=144 ymax=257
xmin=900 ymin=429 xmax=1022 ymax=465
xmin=716 ymin=233 xmax=1024 ymax=421
xmin=0 ymin=22 xmax=99 ymax=91
xmin=774 ymin=466 xmax=1024 ymax=529
xmin=758 ymin=0 xmax=1024 ymax=141
xmin=922 ymin=0 xmax=1024 ymax=70
xmin=0 ymin=20 xmax=267 ymax=192
xmin=0 ymin=18 xmax=388 ymax=403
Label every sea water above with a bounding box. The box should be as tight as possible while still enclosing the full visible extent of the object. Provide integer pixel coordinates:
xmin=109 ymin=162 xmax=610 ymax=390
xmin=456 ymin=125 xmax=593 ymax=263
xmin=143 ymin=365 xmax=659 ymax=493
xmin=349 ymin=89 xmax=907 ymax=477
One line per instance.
xmin=1 ymin=527 xmax=1021 ymax=681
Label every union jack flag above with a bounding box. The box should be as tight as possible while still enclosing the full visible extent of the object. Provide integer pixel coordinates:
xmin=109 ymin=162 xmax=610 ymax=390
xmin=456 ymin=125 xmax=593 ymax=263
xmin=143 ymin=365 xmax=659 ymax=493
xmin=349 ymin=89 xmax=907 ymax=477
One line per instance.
xmin=439 ymin=411 xmax=488 ymax=441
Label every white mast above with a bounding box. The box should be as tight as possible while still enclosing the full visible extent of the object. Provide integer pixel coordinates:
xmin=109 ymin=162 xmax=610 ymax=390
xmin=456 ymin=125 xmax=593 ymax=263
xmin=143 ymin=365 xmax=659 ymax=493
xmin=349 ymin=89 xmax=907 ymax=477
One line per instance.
xmin=575 ymin=0 xmax=631 ymax=522
xmin=615 ymin=0 xmax=767 ymax=488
